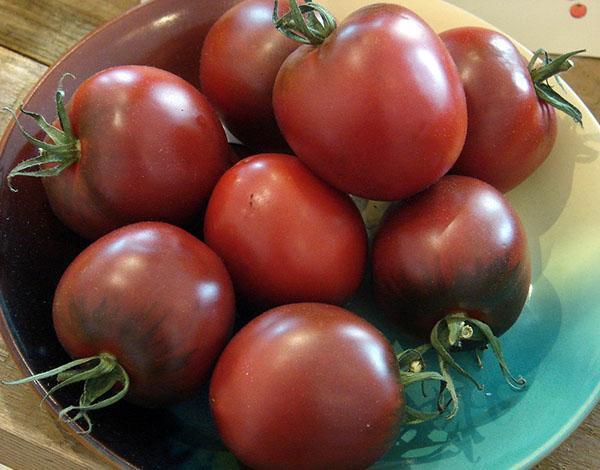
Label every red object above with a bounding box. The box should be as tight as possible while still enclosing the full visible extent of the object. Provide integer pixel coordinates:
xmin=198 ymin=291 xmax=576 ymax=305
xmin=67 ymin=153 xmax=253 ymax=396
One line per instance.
xmin=200 ymin=0 xmax=299 ymax=150
xmin=273 ymin=3 xmax=467 ymax=201
xmin=210 ymin=303 xmax=404 ymax=469
xmin=43 ymin=66 xmax=231 ymax=239
xmin=441 ymin=27 xmax=557 ymax=192
xmin=373 ymin=175 xmax=531 ymax=340
xmin=204 ymin=153 xmax=367 ymax=311
xmin=53 ymin=222 xmax=236 ymax=406
xmin=570 ymin=3 xmax=587 ymax=19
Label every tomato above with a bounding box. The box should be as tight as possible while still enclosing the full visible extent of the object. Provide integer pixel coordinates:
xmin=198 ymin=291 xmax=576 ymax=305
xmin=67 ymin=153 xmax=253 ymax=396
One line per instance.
xmin=373 ymin=175 xmax=530 ymax=340
xmin=570 ymin=3 xmax=587 ymax=19
xmin=203 ymin=153 xmax=367 ymax=312
xmin=9 ymin=66 xmax=231 ymax=239
xmin=200 ymin=0 xmax=300 ymax=151
xmin=372 ymin=175 xmax=529 ymax=394
xmin=210 ymin=303 xmax=404 ymax=469
xmin=9 ymin=221 xmax=234 ymax=429
xmin=272 ymin=3 xmax=467 ymax=201
xmin=440 ymin=27 xmax=581 ymax=192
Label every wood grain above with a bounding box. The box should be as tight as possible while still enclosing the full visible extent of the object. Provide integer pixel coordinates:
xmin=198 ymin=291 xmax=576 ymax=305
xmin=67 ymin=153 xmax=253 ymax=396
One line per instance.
xmin=0 ymin=47 xmax=47 ymax=130
xmin=0 ymin=1 xmax=598 ymax=468
xmin=0 ymin=340 xmax=107 ymax=469
xmin=0 ymin=0 xmax=138 ymax=65
xmin=534 ymin=55 xmax=600 ymax=470
xmin=562 ymin=57 xmax=600 ymax=123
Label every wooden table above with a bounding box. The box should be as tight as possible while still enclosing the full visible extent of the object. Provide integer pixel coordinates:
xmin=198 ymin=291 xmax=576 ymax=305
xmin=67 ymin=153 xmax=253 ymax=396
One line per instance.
xmin=0 ymin=1 xmax=598 ymax=468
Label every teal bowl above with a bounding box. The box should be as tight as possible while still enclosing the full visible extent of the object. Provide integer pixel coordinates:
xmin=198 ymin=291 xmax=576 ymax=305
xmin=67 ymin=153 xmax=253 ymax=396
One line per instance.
xmin=0 ymin=0 xmax=598 ymax=468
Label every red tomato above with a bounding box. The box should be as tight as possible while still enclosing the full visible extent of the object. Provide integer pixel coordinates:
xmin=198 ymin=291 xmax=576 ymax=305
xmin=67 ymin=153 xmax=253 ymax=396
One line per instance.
xmin=200 ymin=0 xmax=299 ymax=150
xmin=210 ymin=303 xmax=404 ymax=469
xmin=273 ymin=3 xmax=467 ymax=201
xmin=440 ymin=28 xmax=557 ymax=192
xmin=570 ymin=3 xmax=587 ymax=19
xmin=203 ymin=153 xmax=367 ymax=311
xmin=373 ymin=175 xmax=531 ymax=341
xmin=10 ymin=66 xmax=231 ymax=239
xmin=52 ymin=222 xmax=235 ymax=406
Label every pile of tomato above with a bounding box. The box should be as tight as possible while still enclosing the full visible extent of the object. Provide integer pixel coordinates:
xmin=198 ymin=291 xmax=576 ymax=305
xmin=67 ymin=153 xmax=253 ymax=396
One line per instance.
xmin=5 ymin=0 xmax=582 ymax=468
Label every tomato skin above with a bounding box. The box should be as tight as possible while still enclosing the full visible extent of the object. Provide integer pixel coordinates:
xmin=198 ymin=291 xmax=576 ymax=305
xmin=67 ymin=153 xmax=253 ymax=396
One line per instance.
xmin=203 ymin=153 xmax=367 ymax=311
xmin=52 ymin=222 xmax=235 ymax=406
xmin=210 ymin=303 xmax=403 ymax=470
xmin=440 ymin=27 xmax=557 ymax=192
xmin=200 ymin=0 xmax=299 ymax=150
xmin=43 ymin=65 xmax=231 ymax=240
xmin=372 ymin=175 xmax=531 ymax=341
xmin=273 ymin=4 xmax=467 ymax=201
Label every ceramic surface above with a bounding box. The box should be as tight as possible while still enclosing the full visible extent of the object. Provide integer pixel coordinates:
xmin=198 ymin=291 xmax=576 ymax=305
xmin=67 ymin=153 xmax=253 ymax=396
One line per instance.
xmin=0 ymin=0 xmax=598 ymax=468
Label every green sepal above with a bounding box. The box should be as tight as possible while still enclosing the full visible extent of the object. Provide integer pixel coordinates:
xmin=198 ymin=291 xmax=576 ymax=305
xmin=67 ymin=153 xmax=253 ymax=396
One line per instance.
xmin=427 ymin=313 xmax=526 ymax=420
xmin=430 ymin=316 xmax=485 ymax=391
xmin=3 ymin=352 xmax=129 ymax=435
xmin=4 ymin=73 xmax=80 ymax=191
xmin=528 ymin=48 xmax=585 ymax=124
xmin=467 ymin=318 xmax=526 ymax=390
xmin=396 ymin=343 xmax=458 ymax=424
xmin=437 ymin=354 xmax=459 ymax=420
xmin=273 ymin=0 xmax=337 ymax=45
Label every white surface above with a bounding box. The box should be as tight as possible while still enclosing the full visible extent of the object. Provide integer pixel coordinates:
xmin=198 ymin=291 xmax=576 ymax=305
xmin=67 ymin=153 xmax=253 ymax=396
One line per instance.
xmin=444 ymin=0 xmax=599 ymax=57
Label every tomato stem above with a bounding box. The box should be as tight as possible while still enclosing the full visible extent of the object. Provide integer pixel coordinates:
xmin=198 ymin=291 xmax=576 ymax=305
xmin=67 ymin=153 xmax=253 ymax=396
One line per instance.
xmin=2 ymin=352 xmax=129 ymax=434
xmin=528 ymin=48 xmax=585 ymax=125
xmin=4 ymin=73 xmax=80 ymax=191
xmin=396 ymin=344 xmax=458 ymax=424
xmin=429 ymin=313 xmax=526 ymax=414
xmin=437 ymin=354 xmax=459 ymax=420
xmin=273 ymin=0 xmax=336 ymax=45
xmin=467 ymin=317 xmax=527 ymax=390
xmin=474 ymin=347 xmax=484 ymax=369
xmin=431 ymin=314 xmax=485 ymax=390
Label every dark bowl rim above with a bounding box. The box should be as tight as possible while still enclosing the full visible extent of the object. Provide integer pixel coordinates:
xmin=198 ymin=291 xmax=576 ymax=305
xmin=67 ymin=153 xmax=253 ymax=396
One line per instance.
xmin=0 ymin=1 xmax=165 ymax=468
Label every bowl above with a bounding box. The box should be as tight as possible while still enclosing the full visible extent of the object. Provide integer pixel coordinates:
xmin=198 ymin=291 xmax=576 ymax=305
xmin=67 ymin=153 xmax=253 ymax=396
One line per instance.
xmin=1 ymin=0 xmax=599 ymax=468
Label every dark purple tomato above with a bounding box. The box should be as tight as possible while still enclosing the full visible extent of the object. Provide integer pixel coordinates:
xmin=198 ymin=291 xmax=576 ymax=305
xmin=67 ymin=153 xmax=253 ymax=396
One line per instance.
xmin=9 ymin=66 xmax=232 ymax=240
xmin=210 ymin=303 xmax=404 ymax=470
xmin=203 ymin=153 xmax=367 ymax=312
xmin=200 ymin=0 xmax=300 ymax=150
xmin=53 ymin=222 xmax=235 ymax=406
xmin=373 ymin=175 xmax=531 ymax=341
xmin=440 ymin=27 xmax=557 ymax=192
xmin=273 ymin=3 xmax=467 ymax=200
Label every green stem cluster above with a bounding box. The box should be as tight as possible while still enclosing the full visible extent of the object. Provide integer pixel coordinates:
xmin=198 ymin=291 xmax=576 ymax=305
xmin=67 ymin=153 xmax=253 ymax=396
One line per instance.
xmin=2 ymin=352 xmax=129 ymax=434
xmin=429 ymin=313 xmax=526 ymax=419
xmin=4 ymin=73 xmax=80 ymax=191
xmin=528 ymin=48 xmax=585 ymax=124
xmin=273 ymin=0 xmax=336 ymax=45
xmin=396 ymin=344 xmax=454 ymax=424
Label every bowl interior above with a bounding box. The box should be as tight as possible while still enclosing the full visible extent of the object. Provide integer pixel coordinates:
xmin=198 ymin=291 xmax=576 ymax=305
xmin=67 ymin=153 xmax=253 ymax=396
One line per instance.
xmin=1 ymin=0 xmax=599 ymax=468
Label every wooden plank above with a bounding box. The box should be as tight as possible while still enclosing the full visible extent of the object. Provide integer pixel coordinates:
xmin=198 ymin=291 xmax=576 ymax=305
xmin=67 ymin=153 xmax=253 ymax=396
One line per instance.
xmin=0 ymin=0 xmax=139 ymax=66
xmin=0 ymin=46 xmax=104 ymax=469
xmin=536 ymin=58 xmax=600 ymax=470
xmin=0 ymin=338 xmax=108 ymax=469
xmin=0 ymin=46 xmax=47 ymax=131
xmin=537 ymin=406 xmax=600 ymax=469
xmin=562 ymin=57 xmax=600 ymax=121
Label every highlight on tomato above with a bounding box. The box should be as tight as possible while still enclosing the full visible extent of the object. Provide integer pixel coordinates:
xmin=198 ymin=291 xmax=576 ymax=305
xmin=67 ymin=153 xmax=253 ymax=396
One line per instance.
xmin=210 ymin=302 xmax=449 ymax=469
xmin=4 ymin=222 xmax=236 ymax=432
xmin=200 ymin=0 xmax=300 ymax=151
xmin=372 ymin=175 xmax=530 ymax=415
xmin=440 ymin=27 xmax=583 ymax=192
xmin=272 ymin=0 xmax=467 ymax=200
xmin=204 ymin=153 xmax=367 ymax=313
xmin=6 ymin=66 xmax=232 ymax=239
